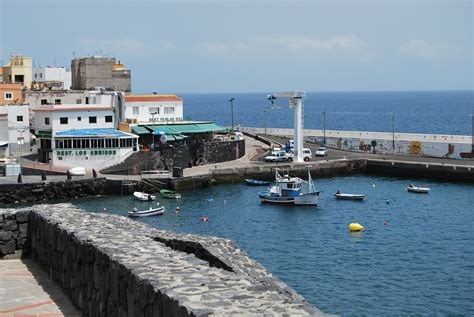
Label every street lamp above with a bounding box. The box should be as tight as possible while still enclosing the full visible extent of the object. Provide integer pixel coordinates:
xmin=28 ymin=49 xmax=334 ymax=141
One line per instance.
xmin=263 ymin=110 xmax=268 ymax=135
xmin=17 ymin=136 xmax=24 ymax=175
xmin=391 ymin=112 xmax=395 ymax=152
xmin=229 ymin=98 xmax=235 ymax=132
xmin=151 ymin=112 xmax=157 ymax=150
xmin=323 ymin=111 xmax=327 ymax=145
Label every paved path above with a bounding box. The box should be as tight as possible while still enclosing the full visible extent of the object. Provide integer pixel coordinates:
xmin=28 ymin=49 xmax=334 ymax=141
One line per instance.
xmin=0 ymin=259 xmax=80 ymax=317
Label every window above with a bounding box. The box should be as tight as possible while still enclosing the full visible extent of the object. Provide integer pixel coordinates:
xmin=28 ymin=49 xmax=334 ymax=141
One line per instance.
xmin=14 ymin=75 xmax=24 ymax=83
xmin=60 ymin=117 xmax=68 ymax=124
xmin=89 ymin=116 xmax=97 ymax=124
xmin=17 ymin=116 xmax=23 ymax=122
xmin=41 ymin=99 xmax=48 ymax=105
xmin=40 ymin=73 xmax=42 ymax=78
xmin=54 ymin=99 xmax=61 ymax=105
xmin=149 ymin=107 xmax=159 ymax=114
xmin=105 ymin=115 xmax=113 ymax=123
xmin=164 ymin=106 xmax=175 ymax=114
xmin=77 ymin=117 xmax=82 ymax=121
xmin=35 ymin=73 xmax=37 ymax=79
xmin=76 ymin=99 xmax=82 ymax=104
xmin=4 ymin=92 xmax=13 ymax=100
xmin=45 ymin=117 xmax=50 ymax=125
xmin=132 ymin=107 xmax=139 ymax=115
xmin=85 ymin=97 xmax=89 ymax=104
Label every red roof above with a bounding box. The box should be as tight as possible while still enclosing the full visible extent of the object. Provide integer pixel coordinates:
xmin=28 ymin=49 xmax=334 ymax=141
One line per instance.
xmin=125 ymin=95 xmax=183 ymax=102
xmin=34 ymin=107 xmax=113 ymax=112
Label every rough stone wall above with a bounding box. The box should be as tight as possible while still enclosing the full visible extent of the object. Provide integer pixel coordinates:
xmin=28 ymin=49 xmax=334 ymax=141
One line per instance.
xmin=0 ymin=209 xmax=29 ymax=257
xmin=0 ymin=204 xmax=325 ymax=316
xmin=0 ymin=178 xmax=106 ymax=205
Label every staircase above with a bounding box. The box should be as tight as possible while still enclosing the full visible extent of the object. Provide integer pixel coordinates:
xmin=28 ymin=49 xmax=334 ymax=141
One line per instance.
xmin=100 ymin=151 xmax=163 ymax=175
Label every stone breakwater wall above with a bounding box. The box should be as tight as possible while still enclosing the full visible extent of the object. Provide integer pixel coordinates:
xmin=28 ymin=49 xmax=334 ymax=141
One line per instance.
xmin=0 ymin=204 xmax=326 ymax=316
xmin=0 ymin=209 xmax=29 ymax=257
xmin=0 ymin=178 xmax=107 ymax=205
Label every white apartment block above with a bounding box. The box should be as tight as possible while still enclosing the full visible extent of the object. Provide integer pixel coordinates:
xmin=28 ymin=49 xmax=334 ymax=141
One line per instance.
xmin=33 ymin=66 xmax=72 ymax=90
xmin=124 ymin=94 xmax=184 ymax=123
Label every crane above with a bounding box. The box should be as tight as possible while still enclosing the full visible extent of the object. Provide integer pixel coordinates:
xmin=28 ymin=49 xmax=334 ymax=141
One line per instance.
xmin=266 ymin=91 xmax=305 ymax=163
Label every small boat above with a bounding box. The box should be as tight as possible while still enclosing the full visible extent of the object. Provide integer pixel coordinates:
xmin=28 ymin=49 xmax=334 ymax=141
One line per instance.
xmin=258 ymin=169 xmax=321 ymax=206
xmin=406 ymin=184 xmax=430 ymax=193
xmin=334 ymin=191 xmax=365 ymax=201
xmin=159 ymin=189 xmax=182 ymax=199
xmin=68 ymin=167 xmax=86 ymax=176
xmin=128 ymin=205 xmax=165 ymax=217
xmin=133 ymin=191 xmax=156 ymax=201
xmin=245 ymin=179 xmax=271 ymax=186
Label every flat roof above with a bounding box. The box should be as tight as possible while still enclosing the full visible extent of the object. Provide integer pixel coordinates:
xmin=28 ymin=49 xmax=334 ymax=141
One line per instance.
xmin=55 ymin=128 xmax=135 ymax=138
xmin=125 ymin=95 xmax=182 ymax=102
xmin=34 ymin=107 xmax=113 ymax=112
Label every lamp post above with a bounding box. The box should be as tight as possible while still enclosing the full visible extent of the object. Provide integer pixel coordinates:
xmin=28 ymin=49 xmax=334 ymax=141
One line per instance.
xmin=229 ymin=98 xmax=235 ymax=132
xmin=17 ymin=136 xmax=24 ymax=175
xmin=151 ymin=112 xmax=157 ymax=150
xmin=391 ymin=112 xmax=395 ymax=152
xmin=263 ymin=110 xmax=268 ymax=135
xmin=323 ymin=111 xmax=327 ymax=145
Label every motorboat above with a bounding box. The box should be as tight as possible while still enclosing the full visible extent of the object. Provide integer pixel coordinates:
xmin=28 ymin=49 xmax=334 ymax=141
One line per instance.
xmin=334 ymin=191 xmax=365 ymax=200
xmin=128 ymin=204 xmax=165 ymax=217
xmin=159 ymin=189 xmax=182 ymax=199
xmin=258 ymin=169 xmax=321 ymax=206
xmin=133 ymin=191 xmax=156 ymax=201
xmin=245 ymin=179 xmax=271 ymax=186
xmin=406 ymin=184 xmax=430 ymax=193
xmin=68 ymin=167 xmax=86 ymax=176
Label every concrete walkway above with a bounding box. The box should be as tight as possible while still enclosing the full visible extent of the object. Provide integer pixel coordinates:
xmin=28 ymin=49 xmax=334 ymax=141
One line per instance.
xmin=0 ymin=259 xmax=80 ymax=317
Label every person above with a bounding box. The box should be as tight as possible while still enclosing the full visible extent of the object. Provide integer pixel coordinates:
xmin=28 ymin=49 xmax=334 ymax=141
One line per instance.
xmin=336 ymin=190 xmax=341 ymax=195
xmin=133 ymin=207 xmax=138 ymax=212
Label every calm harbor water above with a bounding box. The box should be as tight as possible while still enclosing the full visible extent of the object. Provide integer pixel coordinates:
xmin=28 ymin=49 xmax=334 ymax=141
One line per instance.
xmin=181 ymin=91 xmax=474 ymax=135
xmin=75 ymin=175 xmax=474 ymax=316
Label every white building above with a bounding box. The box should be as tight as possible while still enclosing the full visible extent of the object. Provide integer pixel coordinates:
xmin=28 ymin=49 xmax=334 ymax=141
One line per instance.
xmin=33 ymin=66 xmax=72 ymax=90
xmin=0 ymin=105 xmax=30 ymax=158
xmin=33 ymin=98 xmax=137 ymax=169
xmin=124 ymin=94 xmax=184 ymax=123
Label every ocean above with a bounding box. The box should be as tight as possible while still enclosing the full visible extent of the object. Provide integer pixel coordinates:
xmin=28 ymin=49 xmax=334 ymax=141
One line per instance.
xmin=181 ymin=90 xmax=473 ymax=135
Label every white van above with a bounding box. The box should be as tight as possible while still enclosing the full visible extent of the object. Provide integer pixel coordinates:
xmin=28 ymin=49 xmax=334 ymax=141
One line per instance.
xmin=286 ymin=148 xmax=312 ymax=162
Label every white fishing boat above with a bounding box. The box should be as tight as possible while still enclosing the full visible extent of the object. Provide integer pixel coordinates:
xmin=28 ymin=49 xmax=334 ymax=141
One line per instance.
xmin=133 ymin=191 xmax=156 ymax=201
xmin=258 ymin=169 xmax=321 ymax=206
xmin=334 ymin=191 xmax=365 ymax=200
xmin=128 ymin=204 xmax=165 ymax=217
xmin=406 ymin=184 xmax=430 ymax=193
xmin=68 ymin=166 xmax=86 ymax=176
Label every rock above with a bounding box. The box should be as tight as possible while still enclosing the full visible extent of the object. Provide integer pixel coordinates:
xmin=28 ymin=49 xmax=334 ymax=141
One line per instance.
xmin=1 ymin=220 xmax=17 ymax=231
xmin=0 ymin=239 xmax=16 ymax=255
xmin=0 ymin=230 xmax=12 ymax=242
xmin=15 ymin=210 xmax=30 ymax=223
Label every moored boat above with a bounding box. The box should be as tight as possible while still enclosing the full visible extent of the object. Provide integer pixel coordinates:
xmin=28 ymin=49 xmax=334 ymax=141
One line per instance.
xmin=159 ymin=189 xmax=182 ymax=199
xmin=133 ymin=191 xmax=156 ymax=201
xmin=258 ymin=169 xmax=320 ymax=206
xmin=406 ymin=184 xmax=430 ymax=193
xmin=128 ymin=205 xmax=165 ymax=217
xmin=334 ymin=191 xmax=365 ymax=200
xmin=245 ymin=179 xmax=271 ymax=186
xmin=68 ymin=166 xmax=86 ymax=176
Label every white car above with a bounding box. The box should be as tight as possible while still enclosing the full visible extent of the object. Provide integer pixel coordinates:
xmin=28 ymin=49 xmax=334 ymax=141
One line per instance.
xmin=315 ymin=147 xmax=328 ymax=157
xmin=286 ymin=148 xmax=312 ymax=162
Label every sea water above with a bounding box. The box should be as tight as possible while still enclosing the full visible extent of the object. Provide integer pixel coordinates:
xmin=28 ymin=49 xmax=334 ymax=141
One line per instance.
xmin=181 ymin=90 xmax=473 ymax=135
xmin=75 ymin=175 xmax=474 ymax=316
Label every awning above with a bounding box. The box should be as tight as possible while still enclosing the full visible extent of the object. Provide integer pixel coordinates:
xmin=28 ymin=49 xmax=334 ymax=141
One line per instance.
xmin=131 ymin=126 xmax=150 ymax=135
xmin=0 ymin=141 xmax=8 ymax=148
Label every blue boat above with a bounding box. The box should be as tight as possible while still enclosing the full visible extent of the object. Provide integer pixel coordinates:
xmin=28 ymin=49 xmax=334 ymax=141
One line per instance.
xmin=245 ymin=179 xmax=271 ymax=186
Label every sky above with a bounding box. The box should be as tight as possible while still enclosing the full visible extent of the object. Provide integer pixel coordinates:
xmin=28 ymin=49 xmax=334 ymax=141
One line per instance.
xmin=1 ymin=0 xmax=473 ymax=93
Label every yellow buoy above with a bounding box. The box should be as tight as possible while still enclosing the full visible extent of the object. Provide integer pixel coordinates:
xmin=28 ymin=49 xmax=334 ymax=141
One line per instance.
xmin=349 ymin=223 xmax=365 ymax=232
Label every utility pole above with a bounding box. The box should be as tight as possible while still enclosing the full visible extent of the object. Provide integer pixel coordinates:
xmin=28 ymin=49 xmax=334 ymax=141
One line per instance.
xmin=323 ymin=111 xmax=327 ymax=145
xmin=229 ymin=98 xmax=235 ymax=132
xmin=17 ymin=135 xmax=24 ymax=176
xmin=151 ymin=112 xmax=157 ymax=150
xmin=263 ymin=110 xmax=268 ymax=135
xmin=392 ymin=112 xmax=395 ymax=152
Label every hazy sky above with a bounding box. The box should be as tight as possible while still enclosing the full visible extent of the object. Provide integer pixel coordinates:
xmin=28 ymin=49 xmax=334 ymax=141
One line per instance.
xmin=1 ymin=0 xmax=472 ymax=93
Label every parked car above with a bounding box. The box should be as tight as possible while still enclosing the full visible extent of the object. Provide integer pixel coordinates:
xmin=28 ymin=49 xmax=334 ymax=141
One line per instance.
xmin=315 ymin=146 xmax=328 ymax=157
xmin=286 ymin=148 xmax=312 ymax=162
xmin=265 ymin=150 xmax=290 ymax=162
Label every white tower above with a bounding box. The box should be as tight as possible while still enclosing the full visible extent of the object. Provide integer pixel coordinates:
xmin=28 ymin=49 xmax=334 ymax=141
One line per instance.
xmin=267 ymin=91 xmax=305 ymax=162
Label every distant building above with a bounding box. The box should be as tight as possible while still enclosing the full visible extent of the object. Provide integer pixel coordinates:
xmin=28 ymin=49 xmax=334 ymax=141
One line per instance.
xmin=33 ymin=66 xmax=72 ymax=90
xmin=0 ymin=83 xmax=23 ymax=105
xmin=0 ymin=67 xmax=3 ymax=83
xmin=71 ymin=56 xmax=131 ymax=92
xmin=124 ymin=94 xmax=184 ymax=124
xmin=2 ymin=54 xmax=33 ymax=89
xmin=0 ymin=104 xmax=30 ymax=157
